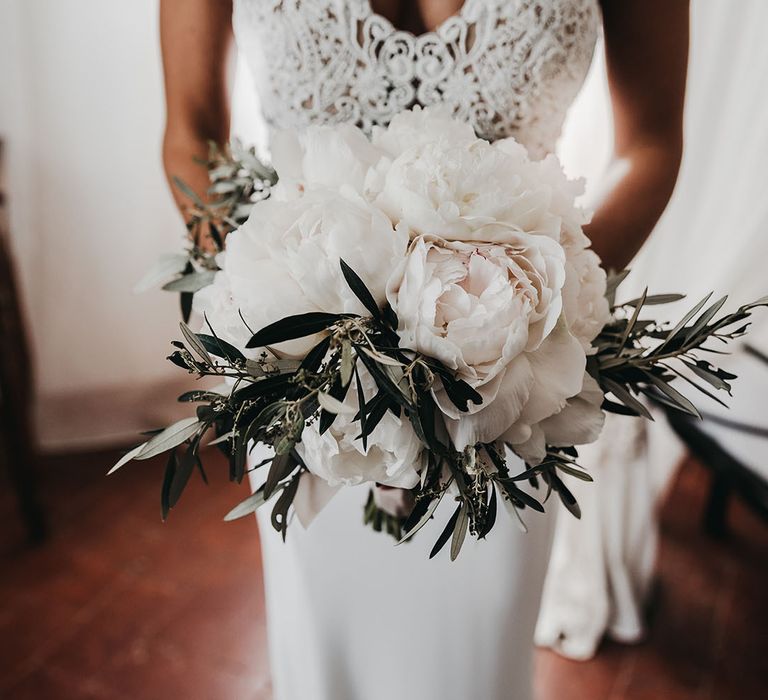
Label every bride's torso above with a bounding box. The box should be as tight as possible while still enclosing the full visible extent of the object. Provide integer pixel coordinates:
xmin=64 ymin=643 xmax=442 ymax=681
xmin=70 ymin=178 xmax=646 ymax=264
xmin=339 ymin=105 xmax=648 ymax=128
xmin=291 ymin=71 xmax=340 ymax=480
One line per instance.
xmin=232 ymin=0 xmax=600 ymax=158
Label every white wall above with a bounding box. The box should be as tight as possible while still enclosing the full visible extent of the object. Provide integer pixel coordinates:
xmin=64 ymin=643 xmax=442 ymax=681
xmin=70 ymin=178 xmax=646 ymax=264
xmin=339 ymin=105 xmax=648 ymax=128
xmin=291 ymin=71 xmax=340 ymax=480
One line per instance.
xmin=1 ymin=0 xmax=188 ymax=446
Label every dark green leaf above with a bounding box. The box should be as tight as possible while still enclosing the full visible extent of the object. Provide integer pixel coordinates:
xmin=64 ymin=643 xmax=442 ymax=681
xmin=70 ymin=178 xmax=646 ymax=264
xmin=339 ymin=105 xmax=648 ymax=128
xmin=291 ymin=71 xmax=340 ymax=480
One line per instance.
xmin=684 ymin=295 xmax=728 ymax=342
xmin=197 ymin=331 xmax=246 ymax=363
xmin=399 ymin=491 xmax=444 ymax=544
xmin=616 ymin=287 xmax=647 ymax=352
xmin=478 ymin=485 xmax=497 ymax=539
xmin=643 ymin=372 xmax=701 ymax=418
xmin=168 ymin=350 xmax=191 ymax=370
xmin=354 ymin=366 xmax=369 ymax=450
xmin=621 ymin=293 xmax=685 ymax=307
xmin=299 ymin=335 xmax=332 ymax=373
xmin=605 ymin=269 xmax=630 ymax=306
xmin=656 ymin=293 xmax=713 ymax=353
xmin=168 ymin=443 xmax=198 ymax=508
xmin=264 ymin=452 xmax=295 ymax=500
xmin=499 ymin=481 xmax=545 ymax=513
xmin=548 ymin=472 xmax=581 ymax=519
xmin=429 ymin=503 xmax=462 ymax=559
xmin=246 ymin=312 xmax=347 ymax=348
xmin=234 ymin=373 xmax=295 ymax=402
xmin=340 ymin=258 xmax=381 ymax=318
xmin=681 ymin=360 xmax=734 ymax=392
xmin=601 ymin=378 xmax=653 ymax=420
xmin=161 ymin=450 xmax=177 ymax=521
xmin=355 ymin=346 xmax=411 ymax=409
xmin=271 ymin=473 xmax=301 ymax=540
xmin=602 ymin=398 xmax=642 ymax=416
xmin=177 ymin=390 xmax=224 ymax=403
xmin=435 ymin=370 xmax=482 ymax=412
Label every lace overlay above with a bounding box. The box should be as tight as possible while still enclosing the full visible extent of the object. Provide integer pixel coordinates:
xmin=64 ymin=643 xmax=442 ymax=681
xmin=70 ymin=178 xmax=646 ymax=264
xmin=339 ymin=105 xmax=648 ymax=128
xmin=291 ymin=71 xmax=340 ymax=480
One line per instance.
xmin=233 ymin=0 xmax=599 ymax=157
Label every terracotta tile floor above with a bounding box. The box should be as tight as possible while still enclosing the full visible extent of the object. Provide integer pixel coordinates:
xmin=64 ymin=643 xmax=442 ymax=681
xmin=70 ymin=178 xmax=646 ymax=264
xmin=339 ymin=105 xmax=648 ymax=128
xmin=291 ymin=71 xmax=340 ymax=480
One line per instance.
xmin=1 ymin=449 xmax=766 ymax=699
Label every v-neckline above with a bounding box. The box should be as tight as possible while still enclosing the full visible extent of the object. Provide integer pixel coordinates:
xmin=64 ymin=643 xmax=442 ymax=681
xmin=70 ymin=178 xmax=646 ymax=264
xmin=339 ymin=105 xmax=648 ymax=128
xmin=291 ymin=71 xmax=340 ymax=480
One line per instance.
xmin=363 ymin=0 xmax=472 ymax=39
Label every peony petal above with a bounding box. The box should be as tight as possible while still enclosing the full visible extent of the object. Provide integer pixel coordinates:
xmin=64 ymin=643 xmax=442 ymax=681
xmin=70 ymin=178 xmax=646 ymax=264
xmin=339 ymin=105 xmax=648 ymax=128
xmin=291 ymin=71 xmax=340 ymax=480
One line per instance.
xmin=510 ymin=424 xmax=547 ymax=465
xmin=293 ymin=472 xmax=341 ymax=528
xmin=513 ymin=319 xmax=586 ymax=428
xmin=443 ymin=355 xmax=535 ymax=449
xmin=540 ymin=372 xmax=606 ymax=447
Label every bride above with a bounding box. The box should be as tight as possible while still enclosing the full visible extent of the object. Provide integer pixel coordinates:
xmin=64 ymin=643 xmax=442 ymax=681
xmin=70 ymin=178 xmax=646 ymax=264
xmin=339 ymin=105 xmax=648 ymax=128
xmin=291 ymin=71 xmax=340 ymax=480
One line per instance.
xmin=160 ymin=1 xmax=688 ymax=698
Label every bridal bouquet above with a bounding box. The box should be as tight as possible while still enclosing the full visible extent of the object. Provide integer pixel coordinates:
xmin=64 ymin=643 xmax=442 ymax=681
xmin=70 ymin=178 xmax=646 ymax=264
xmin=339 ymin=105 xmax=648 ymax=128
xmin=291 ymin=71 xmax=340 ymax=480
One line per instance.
xmin=116 ymin=108 xmax=766 ymax=559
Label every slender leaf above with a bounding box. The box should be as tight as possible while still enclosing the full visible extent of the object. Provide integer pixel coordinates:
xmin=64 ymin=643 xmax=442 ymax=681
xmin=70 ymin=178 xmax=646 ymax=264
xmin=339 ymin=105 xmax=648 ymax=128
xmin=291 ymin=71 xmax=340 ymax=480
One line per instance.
xmin=684 ymin=295 xmax=728 ymax=341
xmin=478 ymin=485 xmax=497 ymax=539
xmin=224 ymin=487 xmax=272 ymax=521
xmin=616 ymin=287 xmax=647 ymax=353
xmin=299 ymin=335 xmax=332 ymax=373
xmin=196 ymin=332 xmax=246 ymax=362
xmin=340 ymin=341 xmax=355 ymax=387
xmin=656 ymin=293 xmax=713 ymax=353
xmin=340 ymin=258 xmax=381 ymax=318
xmin=168 ymin=443 xmax=198 ymax=508
xmin=398 ymin=491 xmax=444 ymax=544
xmin=643 ymin=372 xmax=701 ymax=418
xmin=450 ymin=504 xmax=469 ymax=561
xmin=108 ymin=443 xmax=146 ymax=475
xmin=429 ymin=503 xmax=462 ymax=559
xmin=246 ymin=312 xmax=346 ymax=348
xmin=264 ymin=452 xmax=295 ymax=500
xmin=163 ymin=271 xmax=216 ymax=293
xmin=180 ymin=322 xmax=214 ymax=365
xmin=621 ymin=293 xmax=685 ymax=308
xmin=172 ymin=176 xmax=205 ymax=207
xmin=134 ymin=253 xmax=189 ymax=293
xmin=136 ymin=417 xmax=202 ymax=461
xmin=161 ymin=450 xmax=178 ymax=520
xmin=601 ymin=378 xmax=653 ymax=420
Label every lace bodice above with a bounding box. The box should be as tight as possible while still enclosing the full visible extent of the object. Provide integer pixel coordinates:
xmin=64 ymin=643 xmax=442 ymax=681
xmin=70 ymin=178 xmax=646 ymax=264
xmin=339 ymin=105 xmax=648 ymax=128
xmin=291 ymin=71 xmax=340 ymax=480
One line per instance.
xmin=233 ymin=0 xmax=599 ymax=157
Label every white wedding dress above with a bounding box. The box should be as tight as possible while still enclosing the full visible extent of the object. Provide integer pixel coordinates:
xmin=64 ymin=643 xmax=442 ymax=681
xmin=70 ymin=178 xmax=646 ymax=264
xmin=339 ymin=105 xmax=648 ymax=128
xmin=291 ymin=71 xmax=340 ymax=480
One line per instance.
xmin=233 ymin=1 xmax=601 ymax=698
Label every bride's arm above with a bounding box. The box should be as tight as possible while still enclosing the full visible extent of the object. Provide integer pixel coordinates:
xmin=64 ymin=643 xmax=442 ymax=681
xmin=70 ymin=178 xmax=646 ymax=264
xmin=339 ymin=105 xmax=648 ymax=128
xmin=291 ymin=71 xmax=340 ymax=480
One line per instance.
xmin=160 ymin=0 xmax=235 ymax=237
xmin=587 ymin=0 xmax=689 ymax=271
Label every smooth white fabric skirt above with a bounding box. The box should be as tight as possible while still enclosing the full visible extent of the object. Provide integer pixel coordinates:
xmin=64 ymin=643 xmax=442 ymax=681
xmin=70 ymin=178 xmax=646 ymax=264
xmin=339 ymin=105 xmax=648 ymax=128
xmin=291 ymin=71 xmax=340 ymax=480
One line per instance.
xmin=251 ymin=446 xmax=557 ymax=700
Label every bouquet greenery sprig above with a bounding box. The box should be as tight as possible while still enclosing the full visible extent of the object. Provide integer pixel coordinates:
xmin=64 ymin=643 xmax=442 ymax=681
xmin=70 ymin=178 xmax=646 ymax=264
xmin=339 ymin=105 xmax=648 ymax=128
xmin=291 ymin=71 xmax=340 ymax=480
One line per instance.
xmin=113 ymin=255 xmax=766 ymax=559
xmin=136 ymin=141 xmax=276 ymax=321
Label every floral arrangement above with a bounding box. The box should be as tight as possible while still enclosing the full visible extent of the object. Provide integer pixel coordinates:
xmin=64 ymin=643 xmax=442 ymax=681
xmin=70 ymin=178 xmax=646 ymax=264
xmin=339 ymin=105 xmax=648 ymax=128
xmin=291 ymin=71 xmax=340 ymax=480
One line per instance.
xmin=117 ymin=108 xmax=766 ymax=559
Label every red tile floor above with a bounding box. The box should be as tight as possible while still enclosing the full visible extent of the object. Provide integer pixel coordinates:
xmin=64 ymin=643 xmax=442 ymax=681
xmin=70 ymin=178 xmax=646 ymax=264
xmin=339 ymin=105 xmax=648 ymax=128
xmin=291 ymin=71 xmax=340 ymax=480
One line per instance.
xmin=1 ymin=449 xmax=766 ymax=699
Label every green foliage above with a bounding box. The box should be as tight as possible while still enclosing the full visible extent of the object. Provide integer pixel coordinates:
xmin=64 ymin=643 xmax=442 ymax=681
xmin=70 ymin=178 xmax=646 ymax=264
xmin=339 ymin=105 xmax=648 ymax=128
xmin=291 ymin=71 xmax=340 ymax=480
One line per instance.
xmin=162 ymin=141 xmax=276 ymax=321
xmin=113 ymin=260 xmax=768 ymax=560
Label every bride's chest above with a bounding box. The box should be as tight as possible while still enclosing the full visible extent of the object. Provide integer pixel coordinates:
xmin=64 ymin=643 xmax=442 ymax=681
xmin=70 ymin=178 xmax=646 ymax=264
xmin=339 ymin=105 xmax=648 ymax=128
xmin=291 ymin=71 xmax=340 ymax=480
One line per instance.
xmin=233 ymin=0 xmax=600 ymax=154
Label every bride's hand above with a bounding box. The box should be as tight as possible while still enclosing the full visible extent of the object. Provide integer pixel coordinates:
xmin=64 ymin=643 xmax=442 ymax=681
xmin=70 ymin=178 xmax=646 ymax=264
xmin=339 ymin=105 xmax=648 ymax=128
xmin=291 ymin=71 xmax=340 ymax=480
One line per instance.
xmin=373 ymin=485 xmax=415 ymax=519
xmin=192 ymin=219 xmax=222 ymax=255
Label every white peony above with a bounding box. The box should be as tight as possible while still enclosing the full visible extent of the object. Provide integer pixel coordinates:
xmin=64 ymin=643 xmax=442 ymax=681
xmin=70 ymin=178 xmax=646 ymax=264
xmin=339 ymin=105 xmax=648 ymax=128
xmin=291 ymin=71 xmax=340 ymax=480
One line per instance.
xmin=296 ymin=368 xmax=422 ymax=488
xmin=370 ymin=105 xmax=477 ymax=159
xmin=378 ymin=109 xmax=609 ymax=461
xmin=387 ymin=233 xmax=587 ymax=453
xmin=374 ymin=127 xmax=589 ymax=245
xmin=195 ymin=187 xmax=408 ymax=357
xmin=269 ymin=122 xmax=384 ymax=200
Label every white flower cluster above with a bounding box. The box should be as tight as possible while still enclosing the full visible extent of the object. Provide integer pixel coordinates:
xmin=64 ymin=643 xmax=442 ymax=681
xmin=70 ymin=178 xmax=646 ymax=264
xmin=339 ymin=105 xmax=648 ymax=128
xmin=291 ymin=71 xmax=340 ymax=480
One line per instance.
xmin=195 ymin=108 xmax=610 ymax=487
